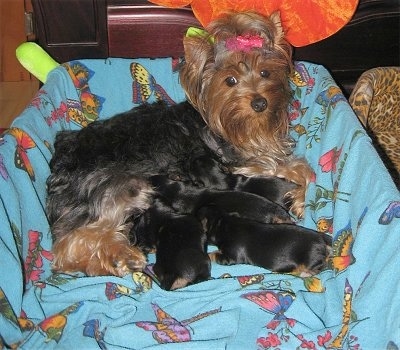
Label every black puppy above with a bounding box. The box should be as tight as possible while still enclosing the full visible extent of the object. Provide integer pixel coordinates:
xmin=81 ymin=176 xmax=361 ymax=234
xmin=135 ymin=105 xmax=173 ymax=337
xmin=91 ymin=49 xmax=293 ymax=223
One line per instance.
xmin=132 ymin=174 xmax=293 ymax=289
xmin=188 ymin=155 xmax=298 ymax=210
xmin=148 ymin=174 xmax=293 ymax=224
xmin=198 ymin=205 xmax=331 ymax=276
xmin=133 ymin=199 xmax=210 ymax=291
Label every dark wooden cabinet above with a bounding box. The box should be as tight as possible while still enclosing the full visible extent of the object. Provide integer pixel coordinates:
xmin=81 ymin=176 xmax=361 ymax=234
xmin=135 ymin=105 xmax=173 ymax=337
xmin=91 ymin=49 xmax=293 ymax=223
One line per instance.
xmin=31 ymin=0 xmax=399 ymax=95
xmin=32 ymin=0 xmax=108 ymax=60
xmin=31 ymin=0 xmax=199 ymax=61
xmin=107 ymin=3 xmax=199 ymax=58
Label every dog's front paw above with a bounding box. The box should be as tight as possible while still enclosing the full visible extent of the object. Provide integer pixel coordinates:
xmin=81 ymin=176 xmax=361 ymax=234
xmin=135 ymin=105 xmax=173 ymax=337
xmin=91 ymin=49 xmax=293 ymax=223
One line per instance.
xmin=52 ymin=228 xmax=147 ymax=277
xmin=276 ymin=159 xmax=315 ymax=219
xmin=286 ymin=185 xmax=307 ymax=219
xmin=109 ymin=245 xmax=147 ymax=277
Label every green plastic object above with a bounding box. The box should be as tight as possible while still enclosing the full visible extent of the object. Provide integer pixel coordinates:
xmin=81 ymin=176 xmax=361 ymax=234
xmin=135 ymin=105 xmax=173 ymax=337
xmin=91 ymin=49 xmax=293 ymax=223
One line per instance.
xmin=16 ymin=42 xmax=60 ymax=83
xmin=186 ymin=27 xmax=215 ymax=44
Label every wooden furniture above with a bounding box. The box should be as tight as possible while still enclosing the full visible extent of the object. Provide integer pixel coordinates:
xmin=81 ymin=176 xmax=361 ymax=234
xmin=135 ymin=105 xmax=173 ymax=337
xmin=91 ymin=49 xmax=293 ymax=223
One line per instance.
xmin=1 ymin=0 xmax=33 ymax=82
xmin=31 ymin=0 xmax=399 ymax=95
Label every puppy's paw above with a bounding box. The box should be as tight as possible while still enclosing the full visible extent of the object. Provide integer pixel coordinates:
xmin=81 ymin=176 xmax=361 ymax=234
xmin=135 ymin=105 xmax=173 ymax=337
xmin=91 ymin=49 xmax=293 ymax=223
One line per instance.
xmin=208 ymin=250 xmax=237 ymax=265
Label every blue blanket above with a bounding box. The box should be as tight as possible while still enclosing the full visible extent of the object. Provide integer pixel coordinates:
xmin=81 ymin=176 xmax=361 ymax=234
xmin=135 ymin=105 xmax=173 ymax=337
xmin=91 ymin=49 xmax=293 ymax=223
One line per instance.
xmin=1 ymin=58 xmax=399 ymax=349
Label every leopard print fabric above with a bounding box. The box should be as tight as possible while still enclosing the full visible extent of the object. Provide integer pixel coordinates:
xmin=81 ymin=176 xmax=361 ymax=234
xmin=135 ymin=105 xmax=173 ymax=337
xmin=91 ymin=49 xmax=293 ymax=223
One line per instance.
xmin=349 ymin=67 xmax=400 ymax=187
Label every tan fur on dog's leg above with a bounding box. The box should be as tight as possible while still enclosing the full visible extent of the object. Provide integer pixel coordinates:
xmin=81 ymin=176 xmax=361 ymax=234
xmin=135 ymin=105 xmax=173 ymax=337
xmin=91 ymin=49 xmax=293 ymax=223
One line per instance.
xmin=275 ymin=159 xmax=314 ymax=218
xmin=52 ymin=221 xmax=147 ymax=277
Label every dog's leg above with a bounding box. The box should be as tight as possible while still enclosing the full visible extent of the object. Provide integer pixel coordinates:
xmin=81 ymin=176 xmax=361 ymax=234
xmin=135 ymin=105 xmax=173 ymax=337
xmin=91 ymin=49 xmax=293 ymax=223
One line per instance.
xmin=232 ymin=159 xmax=313 ymax=218
xmin=274 ymin=159 xmax=314 ymax=218
xmin=52 ymin=221 xmax=147 ymax=276
xmin=50 ymin=174 xmax=154 ymax=276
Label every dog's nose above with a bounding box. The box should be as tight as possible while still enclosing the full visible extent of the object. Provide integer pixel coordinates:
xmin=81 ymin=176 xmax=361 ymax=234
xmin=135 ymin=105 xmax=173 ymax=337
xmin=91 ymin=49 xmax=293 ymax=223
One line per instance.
xmin=251 ymin=97 xmax=268 ymax=112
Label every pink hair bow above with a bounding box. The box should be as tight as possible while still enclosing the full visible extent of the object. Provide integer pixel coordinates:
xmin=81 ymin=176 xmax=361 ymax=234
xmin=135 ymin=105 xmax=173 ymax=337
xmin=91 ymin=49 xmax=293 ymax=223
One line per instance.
xmin=225 ymin=35 xmax=264 ymax=52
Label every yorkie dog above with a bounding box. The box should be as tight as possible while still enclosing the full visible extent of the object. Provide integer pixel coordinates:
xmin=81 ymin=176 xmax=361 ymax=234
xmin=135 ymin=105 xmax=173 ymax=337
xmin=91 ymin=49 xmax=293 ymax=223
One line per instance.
xmin=180 ymin=11 xmax=313 ymax=216
xmin=48 ymin=102 xmax=215 ymax=276
xmin=47 ymin=11 xmax=314 ymax=279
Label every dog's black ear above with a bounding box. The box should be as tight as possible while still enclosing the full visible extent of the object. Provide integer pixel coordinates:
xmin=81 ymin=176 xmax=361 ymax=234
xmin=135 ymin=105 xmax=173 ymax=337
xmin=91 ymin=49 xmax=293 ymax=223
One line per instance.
xmin=180 ymin=36 xmax=214 ymax=109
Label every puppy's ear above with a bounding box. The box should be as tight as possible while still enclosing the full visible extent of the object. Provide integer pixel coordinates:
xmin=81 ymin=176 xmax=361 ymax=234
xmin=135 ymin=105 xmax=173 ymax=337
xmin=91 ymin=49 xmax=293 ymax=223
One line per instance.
xmin=180 ymin=36 xmax=214 ymax=109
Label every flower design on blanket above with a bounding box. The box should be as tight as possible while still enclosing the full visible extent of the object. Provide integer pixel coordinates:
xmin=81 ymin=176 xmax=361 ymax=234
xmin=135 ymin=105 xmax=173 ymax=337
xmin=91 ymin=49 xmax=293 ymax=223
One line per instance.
xmin=46 ymin=101 xmax=68 ymax=126
xmin=307 ymin=183 xmax=350 ymax=212
xmin=254 ymin=279 xmax=366 ymax=349
xmin=24 ymin=230 xmax=53 ymax=286
xmin=319 ymin=147 xmax=343 ymax=173
xmin=303 ymin=276 xmax=325 ymax=293
xmin=29 ymin=90 xmax=70 ymax=126
xmin=135 ymin=303 xmax=221 ymax=344
xmin=17 ymin=310 xmax=35 ymax=332
xmin=316 ymin=217 xmax=333 ymax=234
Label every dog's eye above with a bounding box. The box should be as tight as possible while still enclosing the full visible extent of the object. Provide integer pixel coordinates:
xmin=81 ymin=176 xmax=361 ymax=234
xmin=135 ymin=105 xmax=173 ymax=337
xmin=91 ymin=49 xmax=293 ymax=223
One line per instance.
xmin=225 ymin=76 xmax=238 ymax=87
xmin=260 ymin=70 xmax=270 ymax=78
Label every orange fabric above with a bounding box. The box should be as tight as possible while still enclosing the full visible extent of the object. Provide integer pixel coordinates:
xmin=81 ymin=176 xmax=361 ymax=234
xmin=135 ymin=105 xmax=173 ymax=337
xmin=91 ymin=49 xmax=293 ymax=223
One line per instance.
xmin=148 ymin=0 xmax=359 ymax=47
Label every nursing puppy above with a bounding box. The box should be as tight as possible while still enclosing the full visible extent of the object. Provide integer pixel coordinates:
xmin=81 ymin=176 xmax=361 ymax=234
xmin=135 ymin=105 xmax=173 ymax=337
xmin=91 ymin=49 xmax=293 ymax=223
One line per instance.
xmin=134 ymin=199 xmax=210 ymax=291
xmin=188 ymin=154 xmax=298 ymax=210
xmin=148 ymin=174 xmax=293 ymax=224
xmin=198 ymin=205 xmax=332 ymax=276
xmin=132 ymin=174 xmax=293 ymax=289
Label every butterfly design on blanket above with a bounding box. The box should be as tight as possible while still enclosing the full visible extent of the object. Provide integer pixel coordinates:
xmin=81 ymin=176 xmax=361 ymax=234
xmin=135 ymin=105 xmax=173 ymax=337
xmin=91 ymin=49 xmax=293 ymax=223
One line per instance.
xmin=130 ymin=62 xmax=175 ymax=105
xmin=241 ymin=290 xmax=295 ymax=322
xmin=7 ymin=127 xmax=36 ymax=181
xmin=135 ymin=303 xmax=221 ymax=343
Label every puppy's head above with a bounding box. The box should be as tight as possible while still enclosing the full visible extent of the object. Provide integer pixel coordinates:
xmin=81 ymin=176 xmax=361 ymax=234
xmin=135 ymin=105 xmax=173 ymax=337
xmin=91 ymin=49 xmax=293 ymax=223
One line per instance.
xmin=180 ymin=12 xmax=293 ymax=160
xmin=154 ymin=248 xmax=211 ymax=291
xmin=189 ymin=155 xmax=232 ymax=189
